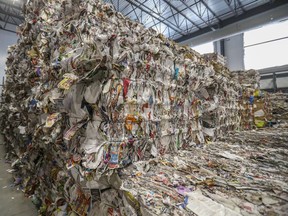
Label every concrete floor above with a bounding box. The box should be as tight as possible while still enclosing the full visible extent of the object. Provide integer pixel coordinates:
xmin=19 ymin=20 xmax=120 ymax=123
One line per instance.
xmin=0 ymin=135 xmax=37 ymax=216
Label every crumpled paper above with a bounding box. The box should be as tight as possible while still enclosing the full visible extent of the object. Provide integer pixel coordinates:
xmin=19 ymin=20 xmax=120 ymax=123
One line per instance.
xmin=114 ymin=128 xmax=288 ymax=215
xmin=0 ymin=0 xmax=265 ymax=215
xmin=232 ymin=69 xmax=270 ymax=129
xmin=270 ymin=92 xmax=288 ymax=124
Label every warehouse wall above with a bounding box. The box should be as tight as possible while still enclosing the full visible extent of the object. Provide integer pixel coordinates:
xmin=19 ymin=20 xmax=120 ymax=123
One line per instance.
xmin=260 ymin=76 xmax=288 ymax=92
xmin=259 ymin=65 xmax=288 ymax=92
xmin=0 ymin=30 xmax=17 ymax=93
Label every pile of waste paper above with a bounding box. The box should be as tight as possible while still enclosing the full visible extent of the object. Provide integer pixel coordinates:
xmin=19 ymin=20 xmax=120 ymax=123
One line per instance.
xmin=203 ymin=53 xmax=227 ymax=67
xmin=232 ymin=69 xmax=261 ymax=90
xmin=2 ymin=0 xmax=281 ymax=215
xmin=269 ymin=92 xmax=288 ymax=124
xmin=106 ymin=128 xmax=288 ymax=216
xmin=232 ymin=70 xmax=270 ymax=129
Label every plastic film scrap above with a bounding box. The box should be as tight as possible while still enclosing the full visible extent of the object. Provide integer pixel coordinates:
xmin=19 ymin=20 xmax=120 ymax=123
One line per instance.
xmin=0 ymin=0 xmax=287 ymax=215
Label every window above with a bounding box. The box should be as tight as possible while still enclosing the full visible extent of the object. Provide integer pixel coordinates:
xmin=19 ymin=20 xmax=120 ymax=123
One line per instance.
xmin=244 ymin=19 xmax=288 ymax=70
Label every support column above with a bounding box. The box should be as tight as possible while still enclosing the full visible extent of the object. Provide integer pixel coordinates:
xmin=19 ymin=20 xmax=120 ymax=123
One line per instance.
xmin=214 ymin=33 xmax=245 ymax=71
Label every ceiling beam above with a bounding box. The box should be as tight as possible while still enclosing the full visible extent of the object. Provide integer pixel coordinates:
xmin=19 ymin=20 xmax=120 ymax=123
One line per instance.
xmin=200 ymin=0 xmax=221 ymax=22
xmin=0 ymin=0 xmax=23 ymax=11
xmin=180 ymin=0 xmax=215 ymax=31
xmin=236 ymin=0 xmax=245 ymax=13
xmin=123 ymin=0 xmax=148 ymax=18
xmin=175 ymin=1 xmax=288 ymax=45
xmin=0 ymin=25 xmax=17 ymax=33
xmin=125 ymin=0 xmax=185 ymax=36
xmin=0 ymin=6 xmax=24 ymax=22
xmin=224 ymin=0 xmax=238 ymax=16
xmin=258 ymin=64 xmax=288 ymax=75
xmin=146 ymin=0 xmax=201 ymax=31
xmin=162 ymin=0 xmax=201 ymax=30
xmin=0 ymin=15 xmax=20 ymax=27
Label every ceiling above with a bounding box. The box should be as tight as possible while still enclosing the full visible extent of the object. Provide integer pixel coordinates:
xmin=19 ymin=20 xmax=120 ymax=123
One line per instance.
xmin=0 ymin=0 xmax=288 ymax=42
xmin=0 ymin=0 xmax=24 ymax=33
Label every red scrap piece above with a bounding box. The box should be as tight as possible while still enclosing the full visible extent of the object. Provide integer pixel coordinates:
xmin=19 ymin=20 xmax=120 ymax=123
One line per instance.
xmin=123 ymin=78 xmax=130 ymax=98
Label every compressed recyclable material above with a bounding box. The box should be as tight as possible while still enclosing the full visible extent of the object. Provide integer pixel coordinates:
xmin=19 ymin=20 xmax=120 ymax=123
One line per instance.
xmin=270 ymin=92 xmax=288 ymax=124
xmin=232 ymin=70 xmax=270 ymax=129
xmin=232 ymin=69 xmax=260 ymax=90
xmin=0 ymin=0 xmax=260 ymax=215
xmin=113 ymin=128 xmax=288 ymax=215
xmin=203 ymin=53 xmax=227 ymax=67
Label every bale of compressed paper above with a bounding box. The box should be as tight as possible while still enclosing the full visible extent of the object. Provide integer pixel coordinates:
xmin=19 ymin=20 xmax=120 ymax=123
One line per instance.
xmin=232 ymin=69 xmax=260 ymax=89
xmin=270 ymin=92 xmax=288 ymax=124
xmin=232 ymin=70 xmax=271 ymax=128
xmin=0 ymin=0 xmax=242 ymax=215
xmin=203 ymin=53 xmax=227 ymax=67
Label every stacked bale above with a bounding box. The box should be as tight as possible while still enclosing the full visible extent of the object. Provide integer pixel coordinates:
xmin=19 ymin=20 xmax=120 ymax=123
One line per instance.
xmin=0 ymin=0 xmax=242 ymax=215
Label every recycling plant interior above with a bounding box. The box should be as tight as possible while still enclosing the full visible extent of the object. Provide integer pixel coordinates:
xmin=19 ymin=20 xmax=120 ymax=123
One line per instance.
xmin=0 ymin=0 xmax=287 ymax=216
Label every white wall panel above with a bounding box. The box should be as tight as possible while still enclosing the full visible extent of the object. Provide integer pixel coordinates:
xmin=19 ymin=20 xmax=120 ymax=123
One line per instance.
xmin=224 ymin=34 xmax=245 ymax=71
